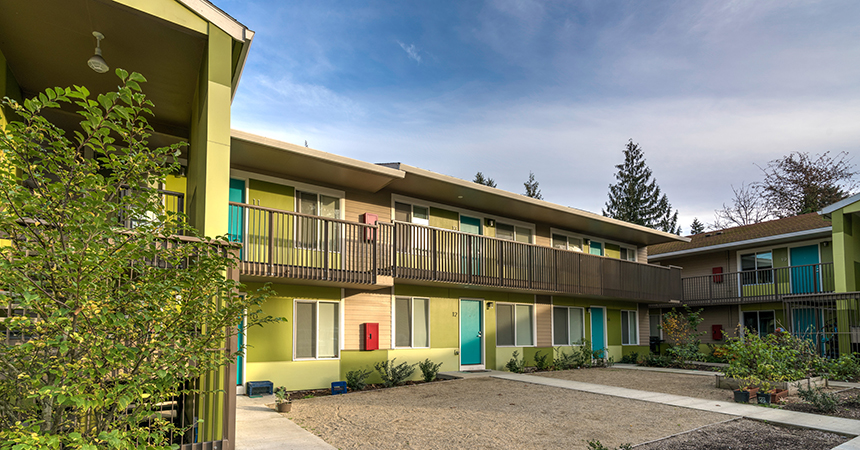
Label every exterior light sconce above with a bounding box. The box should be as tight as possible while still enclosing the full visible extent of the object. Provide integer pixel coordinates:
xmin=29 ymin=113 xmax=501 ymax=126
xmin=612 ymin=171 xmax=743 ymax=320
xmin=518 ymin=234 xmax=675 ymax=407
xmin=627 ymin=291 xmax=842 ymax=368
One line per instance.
xmin=485 ymin=218 xmax=495 ymax=227
xmin=486 ymin=302 xmax=493 ymax=309
xmin=88 ymin=31 xmax=109 ymax=73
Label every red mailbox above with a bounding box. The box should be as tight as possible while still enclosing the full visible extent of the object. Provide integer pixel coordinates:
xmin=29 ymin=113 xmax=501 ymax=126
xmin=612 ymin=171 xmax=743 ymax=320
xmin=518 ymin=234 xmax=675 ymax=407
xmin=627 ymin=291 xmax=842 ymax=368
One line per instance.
xmin=361 ymin=213 xmax=378 ymax=241
xmin=363 ymin=322 xmax=379 ymax=350
xmin=712 ymin=324 xmax=723 ymax=341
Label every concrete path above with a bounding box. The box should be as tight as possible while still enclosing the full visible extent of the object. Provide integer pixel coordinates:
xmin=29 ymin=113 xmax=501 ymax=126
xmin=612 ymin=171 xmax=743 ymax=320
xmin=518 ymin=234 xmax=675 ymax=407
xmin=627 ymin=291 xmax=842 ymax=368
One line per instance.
xmin=235 ymin=394 xmax=335 ymax=450
xmin=492 ymin=372 xmax=860 ymax=448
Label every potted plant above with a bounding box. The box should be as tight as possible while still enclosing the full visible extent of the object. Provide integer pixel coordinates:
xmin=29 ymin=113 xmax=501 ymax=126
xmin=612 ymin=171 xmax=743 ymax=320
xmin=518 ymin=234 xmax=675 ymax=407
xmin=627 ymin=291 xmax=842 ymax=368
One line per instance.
xmin=274 ymin=386 xmax=291 ymax=413
xmin=733 ymin=377 xmax=759 ymax=403
xmin=755 ymin=380 xmax=774 ymax=405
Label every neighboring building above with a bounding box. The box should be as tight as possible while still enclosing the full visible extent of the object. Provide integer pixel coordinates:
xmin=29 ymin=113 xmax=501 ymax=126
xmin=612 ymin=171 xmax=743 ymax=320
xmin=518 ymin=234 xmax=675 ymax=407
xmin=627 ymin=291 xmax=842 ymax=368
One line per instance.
xmin=648 ymin=213 xmax=850 ymax=357
xmin=0 ymin=0 xmax=254 ymax=447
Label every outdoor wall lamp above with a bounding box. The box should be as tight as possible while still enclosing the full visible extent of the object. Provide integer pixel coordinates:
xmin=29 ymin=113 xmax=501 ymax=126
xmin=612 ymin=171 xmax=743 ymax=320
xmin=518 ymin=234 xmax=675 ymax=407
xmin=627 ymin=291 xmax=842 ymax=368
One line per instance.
xmin=486 ymin=302 xmax=493 ymax=309
xmin=88 ymin=31 xmax=109 ymax=74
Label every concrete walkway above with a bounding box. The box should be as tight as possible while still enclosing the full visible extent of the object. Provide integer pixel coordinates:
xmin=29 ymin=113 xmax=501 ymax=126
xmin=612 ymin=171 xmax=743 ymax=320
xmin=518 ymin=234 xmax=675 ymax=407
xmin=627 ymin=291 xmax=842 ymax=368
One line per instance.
xmin=235 ymin=394 xmax=335 ymax=450
xmin=491 ymin=372 xmax=860 ymax=449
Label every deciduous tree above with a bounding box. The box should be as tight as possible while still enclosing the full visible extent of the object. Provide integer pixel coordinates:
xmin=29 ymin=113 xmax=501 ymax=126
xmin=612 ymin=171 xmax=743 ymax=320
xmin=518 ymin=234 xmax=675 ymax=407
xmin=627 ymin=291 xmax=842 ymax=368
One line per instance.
xmin=758 ymin=151 xmax=857 ymax=217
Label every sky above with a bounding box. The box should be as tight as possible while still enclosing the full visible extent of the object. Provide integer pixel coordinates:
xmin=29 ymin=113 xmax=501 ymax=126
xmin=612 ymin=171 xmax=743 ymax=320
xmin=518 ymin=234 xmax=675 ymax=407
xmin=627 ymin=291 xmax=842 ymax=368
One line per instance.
xmin=217 ymin=0 xmax=860 ymax=234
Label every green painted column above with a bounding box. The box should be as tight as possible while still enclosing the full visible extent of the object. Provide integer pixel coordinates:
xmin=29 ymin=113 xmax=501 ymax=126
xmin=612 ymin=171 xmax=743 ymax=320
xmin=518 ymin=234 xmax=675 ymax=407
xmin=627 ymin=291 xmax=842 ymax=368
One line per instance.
xmin=832 ymin=210 xmax=855 ymax=293
xmin=0 ymin=48 xmax=23 ymax=129
xmin=186 ymin=24 xmax=233 ymax=239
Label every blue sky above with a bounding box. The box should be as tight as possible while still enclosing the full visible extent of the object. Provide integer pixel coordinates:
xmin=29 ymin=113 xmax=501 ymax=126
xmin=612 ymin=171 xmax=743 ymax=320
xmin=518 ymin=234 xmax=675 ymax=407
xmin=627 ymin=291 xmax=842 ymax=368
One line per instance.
xmin=219 ymin=0 xmax=860 ymax=233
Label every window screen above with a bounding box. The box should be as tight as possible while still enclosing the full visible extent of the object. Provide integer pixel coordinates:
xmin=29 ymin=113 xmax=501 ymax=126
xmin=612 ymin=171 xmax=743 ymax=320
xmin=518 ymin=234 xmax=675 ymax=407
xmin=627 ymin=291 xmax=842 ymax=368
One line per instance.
xmin=553 ymin=307 xmax=569 ymax=345
xmin=569 ymin=308 xmax=584 ymax=344
xmin=295 ymin=302 xmax=316 ymax=358
xmin=496 ymin=304 xmax=515 ymax=346
xmin=515 ymin=305 xmax=533 ymax=346
xmin=395 ymin=297 xmax=411 ymax=347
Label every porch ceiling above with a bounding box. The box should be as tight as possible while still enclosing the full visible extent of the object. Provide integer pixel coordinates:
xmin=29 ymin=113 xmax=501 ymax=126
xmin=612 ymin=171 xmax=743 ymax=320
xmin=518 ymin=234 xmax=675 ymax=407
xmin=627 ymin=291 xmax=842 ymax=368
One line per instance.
xmin=0 ymin=0 xmax=207 ymax=147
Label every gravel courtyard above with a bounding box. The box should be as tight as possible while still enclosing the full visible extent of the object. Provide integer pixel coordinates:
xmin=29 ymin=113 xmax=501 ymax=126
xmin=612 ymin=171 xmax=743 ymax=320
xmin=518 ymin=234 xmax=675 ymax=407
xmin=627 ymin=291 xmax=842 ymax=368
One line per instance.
xmin=285 ymin=376 xmax=732 ymax=449
xmin=535 ymin=367 xmax=732 ymax=402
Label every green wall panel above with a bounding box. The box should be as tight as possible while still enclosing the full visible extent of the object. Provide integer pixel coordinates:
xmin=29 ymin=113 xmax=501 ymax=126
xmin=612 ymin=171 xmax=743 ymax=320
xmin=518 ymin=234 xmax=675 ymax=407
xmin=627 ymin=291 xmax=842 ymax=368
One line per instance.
xmin=429 ymin=206 xmax=459 ymax=230
xmin=249 ymin=178 xmax=295 ymax=211
xmin=605 ymin=243 xmax=621 ymax=259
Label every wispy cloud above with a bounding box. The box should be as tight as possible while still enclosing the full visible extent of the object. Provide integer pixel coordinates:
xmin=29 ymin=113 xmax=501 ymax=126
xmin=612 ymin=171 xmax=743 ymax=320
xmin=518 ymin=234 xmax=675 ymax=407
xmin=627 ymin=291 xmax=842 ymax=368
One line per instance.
xmin=397 ymin=41 xmax=422 ymax=63
xmin=255 ymin=75 xmax=363 ymax=117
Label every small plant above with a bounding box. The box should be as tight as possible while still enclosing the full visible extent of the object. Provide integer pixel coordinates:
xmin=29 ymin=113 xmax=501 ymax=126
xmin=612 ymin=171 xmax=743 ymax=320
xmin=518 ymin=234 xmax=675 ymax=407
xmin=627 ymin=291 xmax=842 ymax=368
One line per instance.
xmin=374 ymin=358 xmax=417 ymax=388
xmin=418 ymin=359 xmax=443 ymax=382
xmin=640 ymin=353 xmax=673 ymax=367
xmin=796 ymin=384 xmax=839 ymax=413
xmin=619 ymin=352 xmax=639 ymax=364
xmin=533 ymin=351 xmax=552 ymax=371
xmin=587 ymin=440 xmax=633 ymax=450
xmin=274 ymin=386 xmax=290 ymax=404
xmin=506 ymin=351 xmax=525 ymax=373
xmin=346 ymin=368 xmax=373 ymax=391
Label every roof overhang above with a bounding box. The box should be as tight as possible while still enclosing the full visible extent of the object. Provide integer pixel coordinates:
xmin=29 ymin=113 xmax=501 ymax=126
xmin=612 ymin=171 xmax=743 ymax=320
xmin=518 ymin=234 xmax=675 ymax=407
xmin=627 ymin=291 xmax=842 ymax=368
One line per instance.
xmin=648 ymin=227 xmax=832 ymax=261
xmin=386 ymin=164 xmax=689 ymax=247
xmin=230 ymin=130 xmax=406 ymax=192
xmin=820 ymin=193 xmax=860 ymax=216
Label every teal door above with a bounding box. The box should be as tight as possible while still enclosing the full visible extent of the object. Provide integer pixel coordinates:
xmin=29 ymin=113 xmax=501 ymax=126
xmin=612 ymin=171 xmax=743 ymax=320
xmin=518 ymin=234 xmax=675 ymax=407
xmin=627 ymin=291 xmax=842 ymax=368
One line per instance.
xmin=228 ymin=178 xmax=245 ymax=245
xmin=590 ymin=307 xmax=605 ymax=358
xmin=590 ymin=241 xmax=603 ymax=256
xmin=460 ymin=216 xmax=482 ymax=275
xmin=790 ymin=245 xmax=820 ymax=294
xmin=460 ymin=299 xmax=483 ymax=366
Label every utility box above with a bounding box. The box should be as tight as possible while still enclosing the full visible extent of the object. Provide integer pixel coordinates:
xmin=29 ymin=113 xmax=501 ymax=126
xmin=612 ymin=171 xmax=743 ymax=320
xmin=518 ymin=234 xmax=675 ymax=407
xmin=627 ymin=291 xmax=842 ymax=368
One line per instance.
xmin=363 ymin=322 xmax=379 ymax=350
xmin=361 ymin=213 xmax=378 ymax=241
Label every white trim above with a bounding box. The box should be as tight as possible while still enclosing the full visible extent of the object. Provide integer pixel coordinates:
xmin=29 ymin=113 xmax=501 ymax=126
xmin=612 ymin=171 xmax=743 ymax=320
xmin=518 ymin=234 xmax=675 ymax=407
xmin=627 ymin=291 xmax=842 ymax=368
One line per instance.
xmin=735 ymin=238 xmax=829 ymax=269
xmin=621 ymin=310 xmax=639 ymax=345
xmin=391 ymin=193 xmax=536 ymax=232
xmin=292 ymin=299 xmax=342 ymax=361
xmin=494 ymin=302 xmax=537 ymax=347
xmin=392 ymin=296 xmax=431 ymax=349
xmin=458 ymin=298 xmax=485 ymax=370
xmin=649 ymin=227 xmax=832 ymax=260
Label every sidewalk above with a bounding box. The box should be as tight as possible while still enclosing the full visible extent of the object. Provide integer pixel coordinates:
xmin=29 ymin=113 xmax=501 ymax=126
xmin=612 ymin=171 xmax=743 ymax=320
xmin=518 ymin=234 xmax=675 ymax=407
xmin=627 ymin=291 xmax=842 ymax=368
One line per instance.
xmin=235 ymin=394 xmax=335 ymax=450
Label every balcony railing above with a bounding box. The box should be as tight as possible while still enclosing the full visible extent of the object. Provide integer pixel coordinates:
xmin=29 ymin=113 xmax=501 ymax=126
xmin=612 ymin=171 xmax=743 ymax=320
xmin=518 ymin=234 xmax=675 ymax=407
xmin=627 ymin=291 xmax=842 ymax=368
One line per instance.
xmin=380 ymin=221 xmax=680 ymax=302
xmin=228 ymin=202 xmax=378 ymax=285
xmin=680 ymin=262 xmax=835 ymax=306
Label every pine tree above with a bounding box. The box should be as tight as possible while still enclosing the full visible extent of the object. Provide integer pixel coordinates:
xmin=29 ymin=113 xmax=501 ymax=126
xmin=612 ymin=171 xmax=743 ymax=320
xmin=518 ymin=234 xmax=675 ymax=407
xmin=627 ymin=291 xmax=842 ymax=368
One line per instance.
xmin=473 ymin=171 xmax=497 ymax=188
xmin=690 ymin=218 xmax=705 ymax=235
xmin=603 ymin=139 xmax=681 ymax=234
xmin=523 ymin=171 xmax=543 ymax=200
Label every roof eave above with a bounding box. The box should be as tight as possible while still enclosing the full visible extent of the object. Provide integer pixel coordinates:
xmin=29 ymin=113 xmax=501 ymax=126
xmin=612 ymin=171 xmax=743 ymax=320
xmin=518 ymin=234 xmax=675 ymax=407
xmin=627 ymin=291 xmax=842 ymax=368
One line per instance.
xmin=648 ymin=227 xmax=833 ymax=260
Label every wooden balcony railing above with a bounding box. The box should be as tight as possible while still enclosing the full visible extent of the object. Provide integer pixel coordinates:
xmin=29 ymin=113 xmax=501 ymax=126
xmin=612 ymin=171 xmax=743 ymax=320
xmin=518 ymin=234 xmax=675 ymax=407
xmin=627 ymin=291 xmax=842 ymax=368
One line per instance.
xmin=680 ymin=262 xmax=835 ymax=306
xmin=228 ymin=202 xmax=378 ymax=284
xmin=379 ymin=221 xmax=681 ymax=302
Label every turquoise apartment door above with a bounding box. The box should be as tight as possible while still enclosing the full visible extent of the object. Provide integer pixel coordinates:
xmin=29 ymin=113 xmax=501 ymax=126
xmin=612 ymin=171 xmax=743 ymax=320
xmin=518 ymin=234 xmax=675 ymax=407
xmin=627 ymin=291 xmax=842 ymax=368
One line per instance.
xmin=228 ymin=178 xmax=245 ymax=246
xmin=460 ymin=216 xmax=482 ymax=275
xmin=590 ymin=307 xmax=606 ymax=358
xmin=790 ymin=245 xmax=820 ymax=294
xmin=460 ymin=299 xmax=483 ymax=367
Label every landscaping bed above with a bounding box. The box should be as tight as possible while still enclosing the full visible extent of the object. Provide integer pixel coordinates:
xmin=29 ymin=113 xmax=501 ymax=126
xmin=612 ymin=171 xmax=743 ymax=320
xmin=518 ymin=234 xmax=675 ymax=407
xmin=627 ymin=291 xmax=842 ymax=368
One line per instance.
xmin=286 ymin=378 xmax=449 ymax=399
xmin=782 ymin=388 xmax=860 ymax=420
xmin=634 ymin=418 xmax=848 ymax=450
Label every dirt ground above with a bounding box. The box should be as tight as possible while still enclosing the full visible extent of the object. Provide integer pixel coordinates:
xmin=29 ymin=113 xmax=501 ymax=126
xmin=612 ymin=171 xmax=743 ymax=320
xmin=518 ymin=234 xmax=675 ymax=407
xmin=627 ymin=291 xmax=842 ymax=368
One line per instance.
xmin=285 ymin=377 xmax=733 ymax=449
xmin=635 ymin=418 xmax=848 ymax=450
xmin=535 ymin=367 xmax=732 ymax=402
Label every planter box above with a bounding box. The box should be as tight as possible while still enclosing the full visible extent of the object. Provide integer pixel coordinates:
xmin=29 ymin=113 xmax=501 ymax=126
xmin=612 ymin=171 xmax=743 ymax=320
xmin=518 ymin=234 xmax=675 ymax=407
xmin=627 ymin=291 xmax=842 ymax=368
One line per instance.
xmin=716 ymin=375 xmax=826 ymax=395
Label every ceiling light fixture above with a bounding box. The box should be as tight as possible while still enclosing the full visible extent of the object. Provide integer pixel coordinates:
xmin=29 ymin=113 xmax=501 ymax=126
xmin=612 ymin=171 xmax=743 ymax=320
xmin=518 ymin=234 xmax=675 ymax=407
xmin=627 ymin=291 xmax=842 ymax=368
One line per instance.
xmin=88 ymin=31 xmax=109 ymax=73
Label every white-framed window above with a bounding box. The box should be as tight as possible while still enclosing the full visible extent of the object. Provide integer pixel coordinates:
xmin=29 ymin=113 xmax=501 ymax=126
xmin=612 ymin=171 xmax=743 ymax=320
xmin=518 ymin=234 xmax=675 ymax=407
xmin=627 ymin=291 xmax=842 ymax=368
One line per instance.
xmin=294 ymin=300 xmax=340 ymax=359
xmin=740 ymin=251 xmax=773 ymax=285
xmin=552 ymin=306 xmax=585 ymax=346
xmin=742 ymin=310 xmax=775 ymax=337
xmin=496 ymin=303 xmax=534 ymax=346
xmin=620 ymin=247 xmax=637 ymax=262
xmin=394 ymin=201 xmax=429 ymax=226
xmin=394 ymin=297 xmax=430 ymax=348
xmin=621 ymin=310 xmax=638 ymax=345
xmin=497 ymin=223 xmax=532 ymax=244
xmin=296 ymin=190 xmax=341 ymax=250
xmin=552 ymin=233 xmax=583 ymax=252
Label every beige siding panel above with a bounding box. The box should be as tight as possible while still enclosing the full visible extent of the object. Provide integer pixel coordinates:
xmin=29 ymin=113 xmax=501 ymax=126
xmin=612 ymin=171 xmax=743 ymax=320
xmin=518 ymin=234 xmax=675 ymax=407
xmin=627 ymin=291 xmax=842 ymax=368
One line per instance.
xmin=697 ymin=305 xmax=741 ymax=344
xmin=656 ymin=251 xmax=736 ymax=279
xmin=638 ymin=246 xmax=648 ymax=264
xmin=343 ymin=288 xmax=392 ymax=351
xmin=535 ymin=303 xmax=552 ymax=347
xmin=345 ymin=190 xmax=390 ymax=224
xmin=638 ymin=304 xmax=649 ymax=345
xmin=534 ymin=224 xmax=551 ymax=248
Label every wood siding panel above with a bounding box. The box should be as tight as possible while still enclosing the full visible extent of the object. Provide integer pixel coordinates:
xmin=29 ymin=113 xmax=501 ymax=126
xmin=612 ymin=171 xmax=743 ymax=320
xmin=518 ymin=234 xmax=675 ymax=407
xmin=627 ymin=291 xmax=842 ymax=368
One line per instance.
xmin=638 ymin=246 xmax=648 ymax=264
xmin=344 ymin=190 xmax=390 ymax=224
xmin=696 ymin=305 xmax=740 ymax=344
xmin=638 ymin=304 xmax=649 ymax=345
xmin=535 ymin=302 xmax=552 ymax=347
xmin=343 ymin=288 xmax=392 ymax=351
xmin=656 ymin=251 xmax=736 ymax=278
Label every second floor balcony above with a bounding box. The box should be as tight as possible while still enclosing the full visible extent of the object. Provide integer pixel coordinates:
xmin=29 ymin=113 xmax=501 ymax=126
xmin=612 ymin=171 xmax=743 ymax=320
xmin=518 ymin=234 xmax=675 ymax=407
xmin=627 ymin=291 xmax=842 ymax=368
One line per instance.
xmin=680 ymin=263 xmax=835 ymax=306
xmin=227 ymin=202 xmax=682 ymax=303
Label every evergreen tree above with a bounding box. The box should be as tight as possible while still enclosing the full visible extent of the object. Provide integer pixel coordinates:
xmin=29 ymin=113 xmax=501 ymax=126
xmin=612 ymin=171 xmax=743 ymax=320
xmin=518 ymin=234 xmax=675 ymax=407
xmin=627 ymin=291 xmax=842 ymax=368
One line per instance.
xmin=523 ymin=171 xmax=543 ymax=200
xmin=473 ymin=171 xmax=497 ymax=188
xmin=690 ymin=218 xmax=705 ymax=235
xmin=603 ymin=139 xmax=681 ymax=234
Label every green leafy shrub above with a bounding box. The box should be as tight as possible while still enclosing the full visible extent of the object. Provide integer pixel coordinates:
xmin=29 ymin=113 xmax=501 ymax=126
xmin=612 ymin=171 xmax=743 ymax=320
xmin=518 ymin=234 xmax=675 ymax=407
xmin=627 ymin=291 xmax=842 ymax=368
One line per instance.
xmin=274 ymin=386 xmax=290 ymax=403
xmin=620 ymin=352 xmax=639 ymax=364
xmin=587 ymin=440 xmax=633 ymax=450
xmin=374 ymin=359 xmax=417 ymax=388
xmin=723 ymin=327 xmax=818 ymax=383
xmin=418 ymin=359 xmax=443 ymax=382
xmin=640 ymin=353 xmax=673 ymax=367
xmin=796 ymin=384 xmax=839 ymax=413
xmin=533 ymin=351 xmax=552 ymax=371
xmin=661 ymin=305 xmax=707 ymax=366
xmin=506 ymin=351 xmax=525 ymax=373
xmin=553 ymin=344 xmax=593 ymax=370
xmin=820 ymin=353 xmax=860 ymax=382
xmin=346 ymin=368 xmax=373 ymax=391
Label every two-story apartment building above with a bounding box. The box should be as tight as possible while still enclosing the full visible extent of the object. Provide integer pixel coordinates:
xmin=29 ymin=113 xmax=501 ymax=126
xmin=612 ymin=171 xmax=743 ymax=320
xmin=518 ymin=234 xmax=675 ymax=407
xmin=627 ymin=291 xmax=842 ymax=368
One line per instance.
xmin=168 ymin=131 xmax=688 ymax=391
